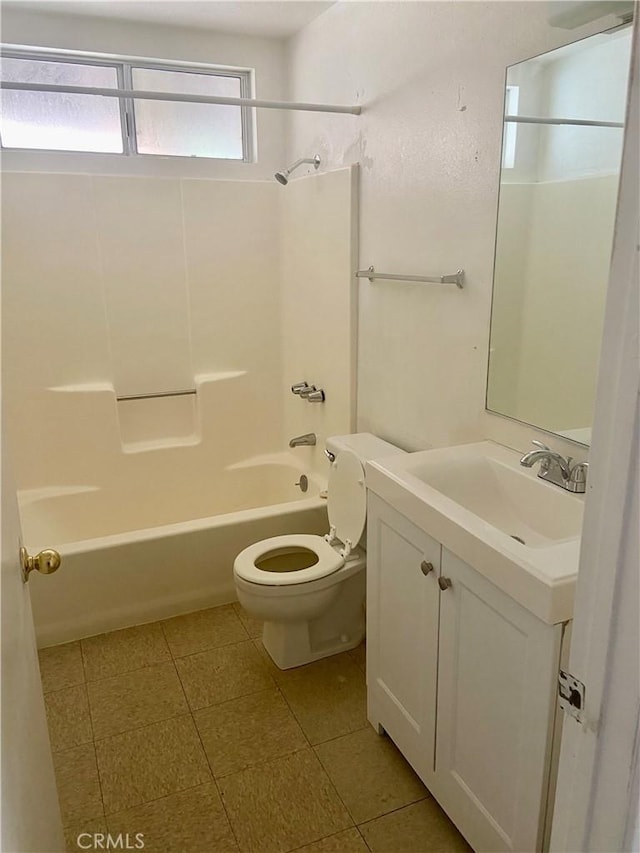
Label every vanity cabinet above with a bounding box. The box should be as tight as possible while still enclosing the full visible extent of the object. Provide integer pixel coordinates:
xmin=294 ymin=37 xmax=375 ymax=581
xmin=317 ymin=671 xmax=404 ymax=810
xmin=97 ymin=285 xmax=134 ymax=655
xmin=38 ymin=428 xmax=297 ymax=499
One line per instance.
xmin=367 ymin=493 xmax=564 ymax=853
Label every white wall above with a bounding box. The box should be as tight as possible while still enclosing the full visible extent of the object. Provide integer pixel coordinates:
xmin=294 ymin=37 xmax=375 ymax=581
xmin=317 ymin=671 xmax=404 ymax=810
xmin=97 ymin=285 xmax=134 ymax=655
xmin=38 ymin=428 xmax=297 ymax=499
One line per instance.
xmin=0 ymin=7 xmax=287 ymax=180
xmin=285 ymin=0 xmax=620 ymax=456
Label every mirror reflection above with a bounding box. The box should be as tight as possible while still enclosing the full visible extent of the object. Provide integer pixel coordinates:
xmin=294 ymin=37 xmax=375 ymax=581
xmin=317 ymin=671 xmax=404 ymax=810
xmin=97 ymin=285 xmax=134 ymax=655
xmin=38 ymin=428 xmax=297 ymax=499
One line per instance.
xmin=486 ymin=26 xmax=632 ymax=446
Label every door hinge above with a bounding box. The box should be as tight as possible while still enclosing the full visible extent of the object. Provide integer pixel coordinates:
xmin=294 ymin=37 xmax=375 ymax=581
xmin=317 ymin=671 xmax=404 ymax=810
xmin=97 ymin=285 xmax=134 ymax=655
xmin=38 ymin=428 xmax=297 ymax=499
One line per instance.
xmin=558 ymin=670 xmax=586 ymax=722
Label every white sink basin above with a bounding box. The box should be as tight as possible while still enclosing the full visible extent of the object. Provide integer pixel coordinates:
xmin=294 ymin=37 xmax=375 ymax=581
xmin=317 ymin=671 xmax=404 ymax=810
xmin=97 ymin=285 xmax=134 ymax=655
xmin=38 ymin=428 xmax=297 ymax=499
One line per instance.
xmin=366 ymin=441 xmax=584 ymax=623
xmin=405 ymin=451 xmax=583 ymax=548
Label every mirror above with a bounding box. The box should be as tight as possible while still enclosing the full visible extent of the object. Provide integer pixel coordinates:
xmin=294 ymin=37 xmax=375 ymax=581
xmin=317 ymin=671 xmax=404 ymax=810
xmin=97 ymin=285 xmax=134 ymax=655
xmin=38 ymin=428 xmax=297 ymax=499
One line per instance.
xmin=486 ymin=26 xmax=633 ymax=446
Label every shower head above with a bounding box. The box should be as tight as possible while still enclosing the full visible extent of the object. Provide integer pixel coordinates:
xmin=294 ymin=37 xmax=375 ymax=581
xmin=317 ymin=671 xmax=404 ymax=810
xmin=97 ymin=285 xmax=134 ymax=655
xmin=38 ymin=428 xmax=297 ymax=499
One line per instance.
xmin=274 ymin=154 xmax=320 ymax=185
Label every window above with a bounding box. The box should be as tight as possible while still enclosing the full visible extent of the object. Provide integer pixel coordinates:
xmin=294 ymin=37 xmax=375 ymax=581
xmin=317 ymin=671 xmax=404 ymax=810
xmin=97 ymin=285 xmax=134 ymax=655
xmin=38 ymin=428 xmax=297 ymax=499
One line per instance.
xmin=0 ymin=48 xmax=252 ymax=160
xmin=1 ymin=56 xmax=122 ymax=152
xmin=502 ymin=84 xmax=519 ymax=169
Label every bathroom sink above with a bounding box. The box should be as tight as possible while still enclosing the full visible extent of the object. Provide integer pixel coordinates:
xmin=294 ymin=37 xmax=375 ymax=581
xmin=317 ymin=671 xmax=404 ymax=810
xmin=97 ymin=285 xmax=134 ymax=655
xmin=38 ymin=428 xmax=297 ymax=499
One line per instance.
xmin=366 ymin=441 xmax=584 ymax=623
xmin=402 ymin=449 xmax=582 ymax=547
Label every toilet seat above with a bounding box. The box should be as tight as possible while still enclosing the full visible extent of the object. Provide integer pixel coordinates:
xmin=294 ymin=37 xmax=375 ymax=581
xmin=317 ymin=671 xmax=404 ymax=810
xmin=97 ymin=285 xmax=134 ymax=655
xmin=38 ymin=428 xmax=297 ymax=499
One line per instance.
xmin=234 ymin=534 xmax=344 ymax=586
xmin=234 ymin=450 xmax=368 ymax=589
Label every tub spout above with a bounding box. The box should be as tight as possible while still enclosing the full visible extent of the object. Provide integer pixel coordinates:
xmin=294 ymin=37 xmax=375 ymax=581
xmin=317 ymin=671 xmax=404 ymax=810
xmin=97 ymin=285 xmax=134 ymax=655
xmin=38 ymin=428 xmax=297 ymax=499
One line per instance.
xmin=289 ymin=433 xmax=316 ymax=448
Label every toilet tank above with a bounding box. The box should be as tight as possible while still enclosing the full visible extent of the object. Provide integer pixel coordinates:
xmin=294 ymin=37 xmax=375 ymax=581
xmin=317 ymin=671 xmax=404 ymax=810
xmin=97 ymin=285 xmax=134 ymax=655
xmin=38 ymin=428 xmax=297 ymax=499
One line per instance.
xmin=326 ymin=432 xmax=405 ymax=464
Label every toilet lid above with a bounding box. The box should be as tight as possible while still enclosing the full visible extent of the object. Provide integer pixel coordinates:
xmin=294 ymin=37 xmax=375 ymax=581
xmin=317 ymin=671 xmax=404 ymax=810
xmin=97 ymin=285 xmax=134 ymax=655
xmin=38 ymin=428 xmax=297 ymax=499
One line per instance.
xmin=328 ymin=450 xmax=367 ymax=548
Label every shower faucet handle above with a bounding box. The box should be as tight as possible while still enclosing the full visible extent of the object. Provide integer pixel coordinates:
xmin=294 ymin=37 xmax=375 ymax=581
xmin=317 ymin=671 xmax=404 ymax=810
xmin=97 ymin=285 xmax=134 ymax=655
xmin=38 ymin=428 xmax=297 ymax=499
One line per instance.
xmin=299 ymin=385 xmax=317 ymax=398
xmin=307 ymin=389 xmax=325 ymax=403
xmin=291 ymin=382 xmax=309 ymax=395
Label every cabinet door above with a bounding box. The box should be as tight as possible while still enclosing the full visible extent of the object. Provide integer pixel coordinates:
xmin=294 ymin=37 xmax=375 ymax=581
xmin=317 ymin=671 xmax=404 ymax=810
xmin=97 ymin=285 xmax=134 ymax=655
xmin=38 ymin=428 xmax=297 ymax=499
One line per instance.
xmin=436 ymin=549 xmax=562 ymax=852
xmin=367 ymin=493 xmax=441 ymax=784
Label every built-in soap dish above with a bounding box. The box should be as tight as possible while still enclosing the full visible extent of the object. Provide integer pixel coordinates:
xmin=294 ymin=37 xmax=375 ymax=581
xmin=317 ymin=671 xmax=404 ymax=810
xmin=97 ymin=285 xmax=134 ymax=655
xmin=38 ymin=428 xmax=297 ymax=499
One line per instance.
xmin=117 ymin=393 xmax=200 ymax=452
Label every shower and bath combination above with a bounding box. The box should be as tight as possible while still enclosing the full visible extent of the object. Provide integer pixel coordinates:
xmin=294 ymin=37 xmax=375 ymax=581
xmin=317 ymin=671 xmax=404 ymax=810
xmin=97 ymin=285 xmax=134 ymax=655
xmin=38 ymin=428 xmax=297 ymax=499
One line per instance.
xmin=274 ymin=154 xmax=320 ymax=185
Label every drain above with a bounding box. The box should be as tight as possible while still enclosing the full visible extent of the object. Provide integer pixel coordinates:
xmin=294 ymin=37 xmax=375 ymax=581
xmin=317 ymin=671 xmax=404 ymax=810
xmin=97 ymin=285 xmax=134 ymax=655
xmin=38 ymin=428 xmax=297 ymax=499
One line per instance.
xmin=510 ymin=534 xmax=526 ymax=545
xmin=295 ymin=474 xmax=309 ymax=493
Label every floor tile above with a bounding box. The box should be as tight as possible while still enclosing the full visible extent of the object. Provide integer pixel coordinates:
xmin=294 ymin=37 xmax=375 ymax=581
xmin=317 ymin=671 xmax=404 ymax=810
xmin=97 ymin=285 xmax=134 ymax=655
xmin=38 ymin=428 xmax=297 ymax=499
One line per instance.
xmin=232 ymin=601 xmax=263 ymax=639
xmin=218 ymin=748 xmax=352 ymax=853
xmin=273 ymin=653 xmax=368 ymax=745
xmin=39 ymin=642 xmax=85 ymax=694
xmin=315 ymin=727 xmax=428 ymax=824
xmin=52 ymin=744 xmax=104 ymax=827
xmin=348 ymin=641 xmax=366 ymax=673
xmin=64 ymin=818 xmax=108 ymax=853
xmin=294 ymin=827 xmax=369 ymax=852
xmin=82 ymin=623 xmax=171 ymax=681
xmin=106 ymin=783 xmax=239 ymax=853
xmin=359 ymin=799 xmax=472 ymax=852
xmin=194 ymin=688 xmax=308 ymax=777
xmin=175 ymin=640 xmax=274 ymax=710
xmin=45 ymin=685 xmax=93 ymax=752
xmin=96 ymin=714 xmax=211 ymax=814
xmin=162 ymin=604 xmax=248 ymax=658
xmin=252 ymin=638 xmax=280 ymax=674
xmin=88 ymin=661 xmax=188 ymax=740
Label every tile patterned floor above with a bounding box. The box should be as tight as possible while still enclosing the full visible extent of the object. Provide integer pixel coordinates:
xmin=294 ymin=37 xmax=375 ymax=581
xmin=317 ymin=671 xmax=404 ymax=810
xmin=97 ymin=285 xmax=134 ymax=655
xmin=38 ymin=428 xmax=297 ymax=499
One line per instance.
xmin=39 ymin=602 xmax=472 ymax=853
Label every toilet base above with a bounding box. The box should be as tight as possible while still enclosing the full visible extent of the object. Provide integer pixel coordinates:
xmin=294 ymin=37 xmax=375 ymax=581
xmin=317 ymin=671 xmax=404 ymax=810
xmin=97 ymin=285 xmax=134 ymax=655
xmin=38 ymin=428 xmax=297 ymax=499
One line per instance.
xmin=261 ymin=569 xmax=366 ymax=669
xmin=262 ymin=620 xmax=364 ymax=670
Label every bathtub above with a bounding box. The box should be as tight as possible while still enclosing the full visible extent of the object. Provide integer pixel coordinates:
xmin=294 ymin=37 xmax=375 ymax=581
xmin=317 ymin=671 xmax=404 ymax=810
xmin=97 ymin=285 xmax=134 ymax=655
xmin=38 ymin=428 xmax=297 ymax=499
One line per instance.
xmin=21 ymin=453 xmax=328 ymax=647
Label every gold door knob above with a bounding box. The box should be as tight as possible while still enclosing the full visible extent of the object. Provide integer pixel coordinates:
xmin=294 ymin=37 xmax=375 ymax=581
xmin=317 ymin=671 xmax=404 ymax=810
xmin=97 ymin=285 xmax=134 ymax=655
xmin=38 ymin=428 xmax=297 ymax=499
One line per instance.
xmin=20 ymin=546 xmax=61 ymax=583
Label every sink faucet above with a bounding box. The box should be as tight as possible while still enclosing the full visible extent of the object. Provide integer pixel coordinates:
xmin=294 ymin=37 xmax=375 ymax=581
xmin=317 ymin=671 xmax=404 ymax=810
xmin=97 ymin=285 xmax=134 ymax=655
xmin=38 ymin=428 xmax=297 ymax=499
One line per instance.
xmin=289 ymin=433 xmax=316 ymax=448
xmin=520 ymin=441 xmax=588 ymax=493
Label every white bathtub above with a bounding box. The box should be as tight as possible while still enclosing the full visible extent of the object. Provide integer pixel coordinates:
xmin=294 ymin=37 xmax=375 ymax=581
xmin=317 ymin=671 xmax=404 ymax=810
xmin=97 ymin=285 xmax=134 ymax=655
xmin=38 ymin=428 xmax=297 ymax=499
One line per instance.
xmin=22 ymin=454 xmax=328 ymax=647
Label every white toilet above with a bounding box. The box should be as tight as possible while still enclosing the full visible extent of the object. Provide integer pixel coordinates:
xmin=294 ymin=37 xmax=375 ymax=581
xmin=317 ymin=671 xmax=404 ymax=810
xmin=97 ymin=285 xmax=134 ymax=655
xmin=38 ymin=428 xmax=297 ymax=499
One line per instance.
xmin=233 ymin=433 xmax=404 ymax=669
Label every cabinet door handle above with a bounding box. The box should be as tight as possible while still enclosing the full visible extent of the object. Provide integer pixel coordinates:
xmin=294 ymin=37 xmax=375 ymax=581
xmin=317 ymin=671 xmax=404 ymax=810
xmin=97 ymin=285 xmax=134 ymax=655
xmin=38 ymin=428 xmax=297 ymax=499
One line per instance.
xmin=438 ymin=576 xmax=452 ymax=591
xmin=421 ymin=560 xmax=434 ymax=576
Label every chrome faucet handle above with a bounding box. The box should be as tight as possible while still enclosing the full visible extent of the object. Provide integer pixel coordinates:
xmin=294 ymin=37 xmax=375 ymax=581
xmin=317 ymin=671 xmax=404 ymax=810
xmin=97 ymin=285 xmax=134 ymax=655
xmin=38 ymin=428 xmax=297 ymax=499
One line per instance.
xmin=531 ymin=440 xmax=552 ymax=451
xmin=568 ymin=461 xmax=589 ymax=493
xmin=299 ymin=385 xmax=316 ymax=398
xmin=291 ymin=382 xmax=309 ymax=395
xmin=520 ymin=442 xmax=585 ymax=492
xmin=307 ymin=389 xmax=325 ymax=403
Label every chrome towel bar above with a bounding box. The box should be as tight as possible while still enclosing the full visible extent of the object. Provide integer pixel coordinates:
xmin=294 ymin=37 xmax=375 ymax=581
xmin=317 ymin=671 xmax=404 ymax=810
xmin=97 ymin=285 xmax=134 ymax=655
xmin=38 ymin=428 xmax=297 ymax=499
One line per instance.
xmin=116 ymin=389 xmax=196 ymax=402
xmin=356 ymin=266 xmax=464 ymax=289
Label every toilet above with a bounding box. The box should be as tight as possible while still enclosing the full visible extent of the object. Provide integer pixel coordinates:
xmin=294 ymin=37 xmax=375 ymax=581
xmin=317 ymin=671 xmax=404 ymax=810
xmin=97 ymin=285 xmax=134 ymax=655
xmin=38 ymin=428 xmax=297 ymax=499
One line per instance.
xmin=233 ymin=433 xmax=404 ymax=669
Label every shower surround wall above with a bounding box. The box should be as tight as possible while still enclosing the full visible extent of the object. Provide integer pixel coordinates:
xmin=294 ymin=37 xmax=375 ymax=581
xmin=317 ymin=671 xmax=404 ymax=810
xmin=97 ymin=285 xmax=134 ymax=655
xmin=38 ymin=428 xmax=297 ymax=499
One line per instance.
xmin=2 ymin=173 xmax=284 ymax=492
xmin=279 ymin=166 xmax=359 ymax=472
xmin=2 ymin=165 xmax=356 ymax=643
xmin=3 ymin=166 xmax=356 ymax=496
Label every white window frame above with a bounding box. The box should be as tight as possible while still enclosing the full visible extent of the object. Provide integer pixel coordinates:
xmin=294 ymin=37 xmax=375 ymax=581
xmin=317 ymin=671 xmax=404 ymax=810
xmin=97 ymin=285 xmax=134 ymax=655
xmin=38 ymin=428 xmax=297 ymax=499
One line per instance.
xmin=0 ymin=45 xmax=254 ymax=162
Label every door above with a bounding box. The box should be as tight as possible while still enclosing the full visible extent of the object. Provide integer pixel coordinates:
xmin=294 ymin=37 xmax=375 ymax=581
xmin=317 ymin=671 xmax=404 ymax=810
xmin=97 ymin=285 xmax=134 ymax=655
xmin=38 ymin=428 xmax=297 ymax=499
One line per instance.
xmin=1 ymin=439 xmax=64 ymax=852
xmin=366 ymin=493 xmax=440 ymax=784
xmin=435 ymin=548 xmax=562 ymax=853
xmin=550 ymin=18 xmax=640 ymax=852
